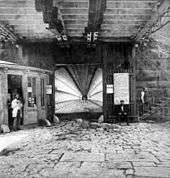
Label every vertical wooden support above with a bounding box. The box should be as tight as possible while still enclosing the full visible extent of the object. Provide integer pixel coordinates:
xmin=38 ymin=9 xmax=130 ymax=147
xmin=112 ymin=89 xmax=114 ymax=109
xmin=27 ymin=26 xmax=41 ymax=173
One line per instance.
xmin=102 ymin=45 xmax=107 ymax=121
xmin=22 ymin=71 xmax=27 ymax=124
xmin=103 ymin=44 xmax=115 ymax=122
xmin=129 ymin=73 xmax=136 ymax=117
xmin=36 ymin=75 xmax=41 ymax=121
xmin=47 ymin=72 xmax=55 ymax=122
xmin=132 ymin=46 xmax=137 ymax=117
xmin=0 ymin=71 xmax=3 ymax=124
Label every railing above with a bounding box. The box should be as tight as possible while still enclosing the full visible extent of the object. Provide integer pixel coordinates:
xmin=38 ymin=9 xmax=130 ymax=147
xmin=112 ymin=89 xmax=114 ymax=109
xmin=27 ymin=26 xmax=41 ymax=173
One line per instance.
xmin=137 ymin=88 xmax=170 ymax=120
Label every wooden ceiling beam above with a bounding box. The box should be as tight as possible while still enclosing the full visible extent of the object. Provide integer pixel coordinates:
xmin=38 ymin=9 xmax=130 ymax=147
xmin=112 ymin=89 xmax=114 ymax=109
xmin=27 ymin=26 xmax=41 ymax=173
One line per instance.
xmin=19 ymin=36 xmax=131 ymax=43
xmin=85 ymin=0 xmax=106 ymax=33
xmin=34 ymin=0 xmax=66 ymax=37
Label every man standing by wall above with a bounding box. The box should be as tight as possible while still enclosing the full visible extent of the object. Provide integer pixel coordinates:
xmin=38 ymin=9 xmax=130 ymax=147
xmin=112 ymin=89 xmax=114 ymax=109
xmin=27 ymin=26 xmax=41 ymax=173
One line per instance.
xmin=11 ymin=94 xmax=23 ymax=131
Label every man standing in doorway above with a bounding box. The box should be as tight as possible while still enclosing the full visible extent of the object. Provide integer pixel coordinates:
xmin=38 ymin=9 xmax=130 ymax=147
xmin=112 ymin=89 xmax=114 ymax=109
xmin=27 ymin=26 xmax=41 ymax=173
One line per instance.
xmin=11 ymin=94 xmax=23 ymax=131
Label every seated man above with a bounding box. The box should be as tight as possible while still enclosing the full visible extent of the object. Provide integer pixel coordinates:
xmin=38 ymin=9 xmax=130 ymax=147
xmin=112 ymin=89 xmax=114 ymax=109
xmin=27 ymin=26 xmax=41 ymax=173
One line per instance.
xmin=115 ymin=100 xmax=129 ymax=125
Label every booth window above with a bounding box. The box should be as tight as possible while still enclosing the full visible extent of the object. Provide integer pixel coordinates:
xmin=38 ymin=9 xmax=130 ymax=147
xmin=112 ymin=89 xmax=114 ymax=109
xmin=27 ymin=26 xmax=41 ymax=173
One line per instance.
xmin=41 ymin=79 xmax=45 ymax=106
xmin=27 ymin=77 xmax=36 ymax=107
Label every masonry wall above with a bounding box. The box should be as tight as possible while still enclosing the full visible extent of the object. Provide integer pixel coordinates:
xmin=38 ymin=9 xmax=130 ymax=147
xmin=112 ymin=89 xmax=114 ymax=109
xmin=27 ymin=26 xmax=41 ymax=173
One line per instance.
xmin=135 ymin=25 xmax=170 ymax=119
xmin=0 ymin=42 xmax=56 ymax=70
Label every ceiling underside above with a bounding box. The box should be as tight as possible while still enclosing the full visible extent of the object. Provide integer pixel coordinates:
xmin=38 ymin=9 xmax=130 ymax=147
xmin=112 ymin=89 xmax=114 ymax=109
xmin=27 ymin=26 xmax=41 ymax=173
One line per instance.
xmin=0 ymin=0 xmax=159 ymax=41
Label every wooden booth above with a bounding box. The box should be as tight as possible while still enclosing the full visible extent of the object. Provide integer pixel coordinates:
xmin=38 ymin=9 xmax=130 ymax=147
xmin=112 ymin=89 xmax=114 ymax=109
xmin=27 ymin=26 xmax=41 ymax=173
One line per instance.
xmin=0 ymin=61 xmax=54 ymax=126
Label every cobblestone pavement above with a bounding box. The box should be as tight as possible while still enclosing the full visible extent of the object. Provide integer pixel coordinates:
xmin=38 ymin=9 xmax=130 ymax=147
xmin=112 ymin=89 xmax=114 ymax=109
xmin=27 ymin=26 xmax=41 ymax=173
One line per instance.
xmin=0 ymin=121 xmax=170 ymax=178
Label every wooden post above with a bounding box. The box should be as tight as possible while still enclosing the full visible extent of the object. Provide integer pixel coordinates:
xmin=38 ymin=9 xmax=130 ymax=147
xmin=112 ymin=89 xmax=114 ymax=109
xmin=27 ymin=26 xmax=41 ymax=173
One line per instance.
xmin=132 ymin=45 xmax=137 ymax=118
xmin=102 ymin=45 xmax=107 ymax=122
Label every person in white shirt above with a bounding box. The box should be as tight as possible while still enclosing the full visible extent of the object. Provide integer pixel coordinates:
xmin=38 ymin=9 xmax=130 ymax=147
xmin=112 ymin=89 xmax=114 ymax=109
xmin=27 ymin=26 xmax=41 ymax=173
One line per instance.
xmin=11 ymin=94 xmax=23 ymax=131
xmin=141 ymin=88 xmax=145 ymax=104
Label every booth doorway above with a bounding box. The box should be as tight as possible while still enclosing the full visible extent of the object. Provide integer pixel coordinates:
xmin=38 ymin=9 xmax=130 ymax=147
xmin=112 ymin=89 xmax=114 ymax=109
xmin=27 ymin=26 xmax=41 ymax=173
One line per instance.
xmin=7 ymin=74 xmax=24 ymax=128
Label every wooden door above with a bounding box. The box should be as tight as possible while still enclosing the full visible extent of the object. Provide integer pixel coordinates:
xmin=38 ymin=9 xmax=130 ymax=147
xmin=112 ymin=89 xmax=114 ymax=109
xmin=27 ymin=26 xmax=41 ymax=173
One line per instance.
xmin=39 ymin=76 xmax=48 ymax=121
xmin=25 ymin=76 xmax=38 ymax=124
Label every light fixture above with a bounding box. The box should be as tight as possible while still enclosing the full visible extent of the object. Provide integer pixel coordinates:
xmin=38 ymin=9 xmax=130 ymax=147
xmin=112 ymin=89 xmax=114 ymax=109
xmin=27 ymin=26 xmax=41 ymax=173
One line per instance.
xmin=45 ymin=23 xmax=50 ymax=29
xmin=135 ymin=44 xmax=139 ymax=48
xmin=93 ymin=32 xmax=98 ymax=41
xmin=62 ymin=35 xmax=67 ymax=41
xmin=56 ymin=35 xmax=62 ymax=41
xmin=87 ymin=32 xmax=92 ymax=42
xmin=15 ymin=44 xmax=19 ymax=48
xmin=86 ymin=32 xmax=98 ymax=42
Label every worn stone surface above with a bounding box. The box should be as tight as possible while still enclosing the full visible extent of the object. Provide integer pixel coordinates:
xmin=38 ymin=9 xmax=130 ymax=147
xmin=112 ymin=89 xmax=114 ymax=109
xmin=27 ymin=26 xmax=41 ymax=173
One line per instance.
xmin=0 ymin=121 xmax=170 ymax=178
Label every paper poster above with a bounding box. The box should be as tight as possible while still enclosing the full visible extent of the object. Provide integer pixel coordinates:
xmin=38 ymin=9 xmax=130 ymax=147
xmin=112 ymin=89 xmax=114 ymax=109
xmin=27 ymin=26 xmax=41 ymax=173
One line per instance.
xmin=106 ymin=84 xmax=113 ymax=94
xmin=46 ymin=85 xmax=52 ymax=94
xmin=114 ymin=73 xmax=129 ymax=105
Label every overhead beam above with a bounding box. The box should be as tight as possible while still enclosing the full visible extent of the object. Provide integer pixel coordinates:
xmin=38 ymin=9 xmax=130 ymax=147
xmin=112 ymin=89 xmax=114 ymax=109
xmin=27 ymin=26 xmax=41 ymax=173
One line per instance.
xmin=85 ymin=0 xmax=106 ymax=33
xmin=34 ymin=0 xmax=66 ymax=37
xmin=53 ymin=1 xmax=68 ymax=35
xmin=69 ymin=36 xmax=132 ymax=43
xmin=21 ymin=36 xmax=131 ymax=43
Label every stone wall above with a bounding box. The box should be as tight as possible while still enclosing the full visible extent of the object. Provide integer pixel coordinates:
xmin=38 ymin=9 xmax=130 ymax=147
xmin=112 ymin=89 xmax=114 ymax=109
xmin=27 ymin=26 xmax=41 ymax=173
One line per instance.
xmin=0 ymin=42 xmax=102 ymax=69
xmin=0 ymin=42 xmax=56 ymax=71
xmin=135 ymin=24 xmax=170 ymax=119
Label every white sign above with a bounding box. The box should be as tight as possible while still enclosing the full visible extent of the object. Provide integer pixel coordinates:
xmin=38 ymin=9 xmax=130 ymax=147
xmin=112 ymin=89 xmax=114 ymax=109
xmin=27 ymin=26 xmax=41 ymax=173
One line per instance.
xmin=114 ymin=73 xmax=129 ymax=105
xmin=27 ymin=87 xmax=32 ymax=93
xmin=46 ymin=85 xmax=52 ymax=94
xmin=106 ymin=84 xmax=113 ymax=94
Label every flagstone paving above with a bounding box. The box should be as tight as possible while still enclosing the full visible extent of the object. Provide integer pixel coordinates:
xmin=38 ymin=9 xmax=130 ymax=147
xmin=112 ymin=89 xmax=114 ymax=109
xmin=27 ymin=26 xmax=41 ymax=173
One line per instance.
xmin=0 ymin=121 xmax=170 ymax=178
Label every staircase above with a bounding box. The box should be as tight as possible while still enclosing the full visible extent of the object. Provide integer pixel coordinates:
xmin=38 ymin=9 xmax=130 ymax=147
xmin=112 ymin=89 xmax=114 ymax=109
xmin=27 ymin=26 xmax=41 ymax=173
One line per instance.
xmin=139 ymin=98 xmax=170 ymax=122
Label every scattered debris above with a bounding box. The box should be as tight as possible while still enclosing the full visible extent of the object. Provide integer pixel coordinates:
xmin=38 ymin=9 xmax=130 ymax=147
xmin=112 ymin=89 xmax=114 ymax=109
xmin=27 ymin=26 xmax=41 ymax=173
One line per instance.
xmin=98 ymin=115 xmax=104 ymax=123
xmin=0 ymin=147 xmax=20 ymax=156
xmin=90 ymin=122 xmax=100 ymax=129
xmin=53 ymin=115 xmax=60 ymax=124
xmin=0 ymin=120 xmax=170 ymax=177
xmin=146 ymin=120 xmax=155 ymax=123
xmin=44 ymin=119 xmax=51 ymax=127
xmin=75 ymin=119 xmax=89 ymax=129
xmin=76 ymin=118 xmax=83 ymax=125
xmin=38 ymin=119 xmax=51 ymax=127
xmin=0 ymin=125 xmax=10 ymax=133
xmin=100 ymin=123 xmax=121 ymax=130
xmin=81 ymin=120 xmax=90 ymax=129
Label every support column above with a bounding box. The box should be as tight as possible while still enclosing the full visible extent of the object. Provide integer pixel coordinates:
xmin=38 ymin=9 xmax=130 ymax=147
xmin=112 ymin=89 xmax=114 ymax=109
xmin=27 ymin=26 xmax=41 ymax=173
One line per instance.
xmin=0 ymin=69 xmax=8 ymax=125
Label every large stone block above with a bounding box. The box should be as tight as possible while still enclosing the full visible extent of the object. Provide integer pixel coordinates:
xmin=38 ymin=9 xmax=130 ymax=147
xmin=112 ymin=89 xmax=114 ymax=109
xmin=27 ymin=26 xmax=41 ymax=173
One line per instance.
xmin=60 ymin=152 xmax=105 ymax=162
xmin=134 ymin=167 xmax=170 ymax=178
